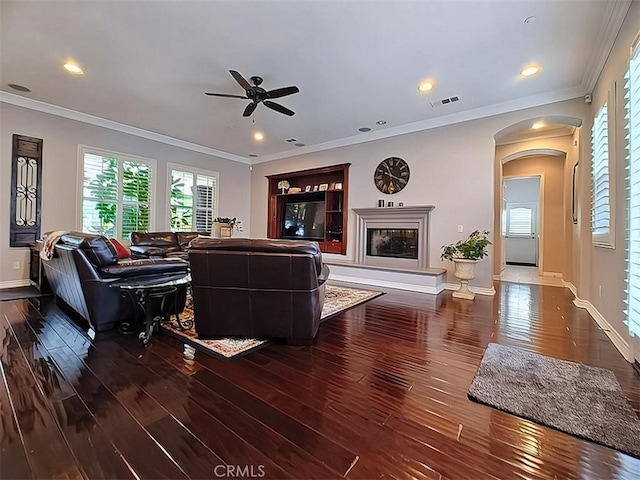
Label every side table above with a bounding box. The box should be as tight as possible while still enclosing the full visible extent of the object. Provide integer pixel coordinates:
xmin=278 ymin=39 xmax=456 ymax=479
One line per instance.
xmin=110 ymin=273 xmax=191 ymax=344
xmin=29 ymin=241 xmax=50 ymax=293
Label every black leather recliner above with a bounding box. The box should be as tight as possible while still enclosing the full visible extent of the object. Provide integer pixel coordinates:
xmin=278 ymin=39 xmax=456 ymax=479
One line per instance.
xmin=42 ymin=232 xmax=189 ymax=332
xmin=188 ymin=237 xmax=329 ymax=344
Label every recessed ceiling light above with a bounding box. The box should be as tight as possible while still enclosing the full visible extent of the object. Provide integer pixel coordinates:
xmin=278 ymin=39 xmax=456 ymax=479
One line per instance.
xmin=63 ymin=62 xmax=84 ymax=75
xmin=7 ymin=83 xmax=31 ymax=92
xmin=418 ymin=80 xmax=435 ymax=92
xmin=520 ymin=64 xmax=541 ymax=77
xmin=253 ymin=132 xmax=264 ymax=141
xmin=358 ymin=127 xmax=371 ymax=132
xmin=376 ymin=120 xmax=387 ymax=125
xmin=532 ymin=121 xmax=545 ymax=129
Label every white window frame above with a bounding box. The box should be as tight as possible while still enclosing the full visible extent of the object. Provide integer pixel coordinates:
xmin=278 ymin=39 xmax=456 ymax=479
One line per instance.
xmin=77 ymin=145 xmax=156 ymax=240
xmin=167 ymin=163 xmax=219 ymax=234
xmin=625 ymin=33 xmax=640 ymax=338
xmin=591 ymin=87 xmax=617 ymax=248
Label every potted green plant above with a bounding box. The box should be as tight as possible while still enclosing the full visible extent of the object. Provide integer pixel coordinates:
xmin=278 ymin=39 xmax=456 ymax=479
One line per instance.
xmin=441 ymin=230 xmax=491 ymax=300
xmin=213 ymin=217 xmax=242 ymax=238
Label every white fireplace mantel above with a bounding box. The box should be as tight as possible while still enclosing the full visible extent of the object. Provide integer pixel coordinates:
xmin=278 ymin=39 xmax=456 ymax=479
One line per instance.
xmin=352 ymin=205 xmax=435 ymax=270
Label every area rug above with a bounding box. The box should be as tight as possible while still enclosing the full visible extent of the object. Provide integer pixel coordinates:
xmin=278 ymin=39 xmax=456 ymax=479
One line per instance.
xmin=161 ymin=284 xmax=383 ymax=360
xmin=468 ymin=343 xmax=640 ymax=458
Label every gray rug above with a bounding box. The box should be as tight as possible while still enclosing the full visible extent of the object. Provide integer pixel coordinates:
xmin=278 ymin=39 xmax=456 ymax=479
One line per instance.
xmin=468 ymin=343 xmax=640 ymax=458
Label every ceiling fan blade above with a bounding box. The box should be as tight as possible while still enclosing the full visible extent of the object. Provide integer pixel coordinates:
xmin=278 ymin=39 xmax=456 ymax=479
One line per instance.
xmin=264 ymin=100 xmax=295 ymax=116
xmin=205 ymin=92 xmax=248 ymax=99
xmin=229 ymin=70 xmax=252 ymax=91
xmin=266 ymin=86 xmax=299 ymax=99
xmin=243 ymin=102 xmax=258 ymax=117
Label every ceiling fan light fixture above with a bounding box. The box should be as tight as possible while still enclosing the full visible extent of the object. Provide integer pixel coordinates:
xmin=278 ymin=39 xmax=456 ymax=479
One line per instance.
xmin=418 ymin=80 xmax=435 ymax=92
xmin=63 ymin=62 xmax=84 ymax=75
xmin=520 ymin=64 xmax=541 ymax=77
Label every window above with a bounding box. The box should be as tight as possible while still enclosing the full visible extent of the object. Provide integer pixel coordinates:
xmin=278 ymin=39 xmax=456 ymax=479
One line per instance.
xmin=507 ymin=206 xmax=533 ymax=236
xmin=79 ymin=146 xmax=154 ymax=240
xmin=626 ymin=38 xmax=640 ymax=337
xmin=592 ymin=102 xmax=611 ymax=243
xmin=169 ymin=165 xmax=218 ymax=234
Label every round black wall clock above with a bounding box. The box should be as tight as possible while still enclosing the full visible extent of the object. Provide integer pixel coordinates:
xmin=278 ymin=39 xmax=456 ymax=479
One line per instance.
xmin=374 ymin=157 xmax=410 ymax=194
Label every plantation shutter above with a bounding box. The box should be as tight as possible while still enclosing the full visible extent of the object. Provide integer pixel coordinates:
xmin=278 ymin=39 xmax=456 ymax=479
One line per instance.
xmin=194 ymin=174 xmax=215 ymax=233
xmin=82 ymin=153 xmax=118 ymax=237
xmin=121 ymin=160 xmax=151 ymax=239
xmin=170 ymin=168 xmax=217 ymax=234
xmin=170 ymin=170 xmax=194 ymax=231
xmin=626 ymin=40 xmax=640 ymax=337
xmin=507 ymin=207 xmax=533 ymax=236
xmin=80 ymin=148 xmax=154 ymax=240
xmin=592 ymin=103 xmax=610 ymax=237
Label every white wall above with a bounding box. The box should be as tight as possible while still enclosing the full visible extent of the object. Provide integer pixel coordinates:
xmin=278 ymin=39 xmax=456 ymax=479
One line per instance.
xmin=251 ymin=98 xmax=588 ymax=291
xmin=580 ymin=0 xmax=640 ymax=361
xmin=0 ymin=103 xmax=252 ymax=286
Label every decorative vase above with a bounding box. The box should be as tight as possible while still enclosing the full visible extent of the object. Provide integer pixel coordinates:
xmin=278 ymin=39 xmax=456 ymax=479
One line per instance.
xmin=213 ymin=222 xmax=233 ymax=238
xmin=452 ymin=259 xmax=478 ymax=300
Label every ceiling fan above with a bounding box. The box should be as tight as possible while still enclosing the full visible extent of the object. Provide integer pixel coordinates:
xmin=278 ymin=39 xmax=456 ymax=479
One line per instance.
xmin=205 ymin=70 xmax=299 ymax=117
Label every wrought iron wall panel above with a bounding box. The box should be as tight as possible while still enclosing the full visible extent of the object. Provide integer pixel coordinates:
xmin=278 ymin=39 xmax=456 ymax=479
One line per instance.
xmin=10 ymin=134 xmax=43 ymax=247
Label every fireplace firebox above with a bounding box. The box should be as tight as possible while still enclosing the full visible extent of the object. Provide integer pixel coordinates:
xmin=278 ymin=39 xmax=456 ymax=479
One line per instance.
xmin=366 ymin=228 xmax=418 ymax=259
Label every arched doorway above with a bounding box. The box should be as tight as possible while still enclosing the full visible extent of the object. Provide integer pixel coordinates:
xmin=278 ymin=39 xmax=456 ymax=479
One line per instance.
xmin=493 ymin=117 xmax=582 ymax=286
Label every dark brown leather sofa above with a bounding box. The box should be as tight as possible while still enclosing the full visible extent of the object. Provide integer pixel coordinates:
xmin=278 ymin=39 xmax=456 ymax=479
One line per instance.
xmin=42 ymin=232 xmax=189 ymax=332
xmin=129 ymin=231 xmax=202 ymax=259
xmin=188 ymin=238 xmax=329 ymax=344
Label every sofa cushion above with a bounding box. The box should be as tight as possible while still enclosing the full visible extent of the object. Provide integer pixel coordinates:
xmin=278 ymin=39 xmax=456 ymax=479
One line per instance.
xmin=100 ymin=257 xmax=188 ymax=279
xmin=61 ymin=232 xmax=117 ymax=268
xmin=130 ymin=231 xmax=178 ymax=247
xmin=189 ymin=237 xmax=324 ymax=275
xmin=109 ymin=238 xmax=131 ymax=259
xmin=129 ymin=245 xmax=169 ymax=257
xmin=175 ymin=231 xmax=200 ymax=249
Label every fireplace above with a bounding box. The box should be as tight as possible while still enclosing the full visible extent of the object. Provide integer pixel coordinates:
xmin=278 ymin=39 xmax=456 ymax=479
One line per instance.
xmin=353 ymin=206 xmax=434 ymax=270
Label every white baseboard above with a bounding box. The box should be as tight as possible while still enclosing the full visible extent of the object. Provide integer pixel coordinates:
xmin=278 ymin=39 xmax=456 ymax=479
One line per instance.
xmin=542 ymin=271 xmax=563 ymax=278
xmin=563 ymin=281 xmax=577 ymax=296
xmin=572 ymin=297 xmax=632 ymax=362
xmin=0 ymin=279 xmax=31 ymax=290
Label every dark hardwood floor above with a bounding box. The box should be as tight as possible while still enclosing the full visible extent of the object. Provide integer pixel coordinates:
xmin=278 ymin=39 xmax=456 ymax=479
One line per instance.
xmin=1 ymin=281 xmax=639 ymax=479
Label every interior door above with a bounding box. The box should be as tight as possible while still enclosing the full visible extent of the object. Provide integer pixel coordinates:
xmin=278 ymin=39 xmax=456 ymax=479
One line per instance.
xmin=505 ymin=202 xmax=538 ymax=266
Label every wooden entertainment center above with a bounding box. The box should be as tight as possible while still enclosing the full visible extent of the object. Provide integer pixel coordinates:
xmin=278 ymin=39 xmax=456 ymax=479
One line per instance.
xmin=266 ymin=163 xmax=350 ymax=254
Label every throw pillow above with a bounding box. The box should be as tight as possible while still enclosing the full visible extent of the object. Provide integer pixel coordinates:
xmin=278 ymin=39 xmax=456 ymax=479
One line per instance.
xmin=109 ymin=238 xmax=131 ymax=259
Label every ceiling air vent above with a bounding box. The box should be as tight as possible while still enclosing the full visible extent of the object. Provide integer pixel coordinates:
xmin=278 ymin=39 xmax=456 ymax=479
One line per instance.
xmin=430 ymin=96 xmax=460 ymax=108
xmin=285 ymin=138 xmax=298 ymax=143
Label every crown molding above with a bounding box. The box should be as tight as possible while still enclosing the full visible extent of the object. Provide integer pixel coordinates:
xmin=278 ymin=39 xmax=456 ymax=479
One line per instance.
xmin=580 ymin=0 xmax=632 ymax=94
xmin=253 ymin=85 xmax=585 ymax=164
xmin=0 ymin=92 xmax=251 ymax=165
xmin=2 ymin=83 xmax=584 ymax=167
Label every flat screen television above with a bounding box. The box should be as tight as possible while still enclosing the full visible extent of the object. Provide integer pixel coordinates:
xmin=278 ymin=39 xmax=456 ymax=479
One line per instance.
xmin=281 ymin=201 xmax=325 ymax=240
